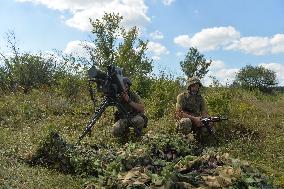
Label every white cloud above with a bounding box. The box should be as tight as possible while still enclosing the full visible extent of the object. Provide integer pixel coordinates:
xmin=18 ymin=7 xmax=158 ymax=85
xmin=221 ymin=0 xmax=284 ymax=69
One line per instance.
xmin=16 ymin=0 xmax=105 ymax=12
xmin=191 ymin=26 xmax=240 ymax=51
xmin=64 ymin=40 xmax=94 ymax=58
xmin=152 ymin=56 xmax=160 ymax=61
xmin=147 ymin=41 xmax=169 ymax=60
xmin=174 ymin=35 xmax=191 ymax=48
xmin=17 ymin=0 xmax=150 ymax=31
xmin=162 ymin=0 xmax=175 ymax=6
xmin=150 ymin=30 xmax=164 ymax=40
xmin=225 ymin=36 xmax=270 ymax=55
xmin=270 ymin=34 xmax=284 ymax=54
xmin=174 ymin=26 xmax=284 ymax=55
xmin=175 ymin=51 xmax=184 ymax=57
xmin=225 ymin=34 xmax=284 ymax=55
xmin=174 ymin=26 xmax=240 ymax=51
xmin=210 ymin=59 xmax=226 ymax=69
xmin=259 ymin=62 xmax=284 ymax=85
xmin=147 ymin=41 xmax=169 ymax=56
xmin=203 ymin=60 xmax=239 ymax=86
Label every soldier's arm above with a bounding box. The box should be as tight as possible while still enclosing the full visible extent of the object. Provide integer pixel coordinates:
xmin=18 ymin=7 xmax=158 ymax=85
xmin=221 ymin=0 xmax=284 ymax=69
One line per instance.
xmin=125 ymin=92 xmax=144 ymax=113
xmin=176 ymin=109 xmax=202 ymax=127
xmin=128 ymin=101 xmax=144 ymax=113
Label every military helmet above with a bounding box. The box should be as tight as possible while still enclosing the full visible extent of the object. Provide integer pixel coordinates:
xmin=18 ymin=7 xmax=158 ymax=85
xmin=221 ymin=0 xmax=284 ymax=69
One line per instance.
xmin=187 ymin=76 xmax=202 ymax=89
xmin=123 ymin=77 xmax=132 ymax=86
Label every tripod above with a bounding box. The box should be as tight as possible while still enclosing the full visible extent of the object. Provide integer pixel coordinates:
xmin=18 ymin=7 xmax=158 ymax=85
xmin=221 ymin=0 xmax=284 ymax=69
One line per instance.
xmin=76 ymin=95 xmax=128 ymax=145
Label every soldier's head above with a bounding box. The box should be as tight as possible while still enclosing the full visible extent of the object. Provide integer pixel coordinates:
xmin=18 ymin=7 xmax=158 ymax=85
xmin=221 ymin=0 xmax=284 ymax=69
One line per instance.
xmin=123 ymin=77 xmax=132 ymax=91
xmin=187 ymin=77 xmax=202 ymax=94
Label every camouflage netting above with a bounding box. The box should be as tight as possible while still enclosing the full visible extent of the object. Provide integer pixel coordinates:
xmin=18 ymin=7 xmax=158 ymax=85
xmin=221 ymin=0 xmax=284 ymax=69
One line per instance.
xmin=28 ymin=132 xmax=280 ymax=188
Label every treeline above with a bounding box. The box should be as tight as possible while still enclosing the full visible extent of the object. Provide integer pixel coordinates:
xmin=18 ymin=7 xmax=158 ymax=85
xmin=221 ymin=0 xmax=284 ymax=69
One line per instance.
xmin=0 ymin=13 xmax=281 ymax=118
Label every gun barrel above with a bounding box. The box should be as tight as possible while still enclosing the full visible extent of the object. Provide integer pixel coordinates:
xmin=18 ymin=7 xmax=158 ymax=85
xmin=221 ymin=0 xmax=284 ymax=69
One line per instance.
xmin=219 ymin=117 xmax=228 ymax=121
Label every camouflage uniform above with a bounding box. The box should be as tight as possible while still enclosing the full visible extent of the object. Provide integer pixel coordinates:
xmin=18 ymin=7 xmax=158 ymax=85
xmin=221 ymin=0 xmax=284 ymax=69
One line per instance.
xmin=112 ymin=90 xmax=147 ymax=138
xmin=176 ymin=92 xmax=208 ymax=134
xmin=176 ymin=77 xmax=209 ymax=139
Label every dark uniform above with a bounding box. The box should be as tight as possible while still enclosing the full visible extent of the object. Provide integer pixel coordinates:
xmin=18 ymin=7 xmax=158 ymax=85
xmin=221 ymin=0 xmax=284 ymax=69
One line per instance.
xmin=112 ymin=89 xmax=147 ymax=138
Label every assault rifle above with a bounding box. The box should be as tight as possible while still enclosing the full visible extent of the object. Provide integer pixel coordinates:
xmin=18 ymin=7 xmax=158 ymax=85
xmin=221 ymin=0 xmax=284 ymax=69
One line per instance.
xmin=76 ymin=64 xmax=129 ymax=145
xmin=201 ymin=116 xmax=228 ymax=134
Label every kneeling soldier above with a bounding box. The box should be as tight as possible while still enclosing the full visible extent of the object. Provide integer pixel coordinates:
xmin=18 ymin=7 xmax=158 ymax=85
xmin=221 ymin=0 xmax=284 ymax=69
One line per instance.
xmin=112 ymin=77 xmax=148 ymax=138
xmin=175 ymin=77 xmax=211 ymax=141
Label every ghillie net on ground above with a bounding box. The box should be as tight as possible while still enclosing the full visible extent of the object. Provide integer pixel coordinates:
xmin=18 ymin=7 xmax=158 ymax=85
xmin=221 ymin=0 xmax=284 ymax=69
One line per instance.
xmin=27 ymin=131 xmax=280 ymax=189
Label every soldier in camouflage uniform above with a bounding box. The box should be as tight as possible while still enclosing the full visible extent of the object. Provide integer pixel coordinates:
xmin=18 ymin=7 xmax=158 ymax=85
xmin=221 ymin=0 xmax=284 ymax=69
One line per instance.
xmin=112 ymin=77 xmax=148 ymax=138
xmin=176 ymin=77 xmax=211 ymax=141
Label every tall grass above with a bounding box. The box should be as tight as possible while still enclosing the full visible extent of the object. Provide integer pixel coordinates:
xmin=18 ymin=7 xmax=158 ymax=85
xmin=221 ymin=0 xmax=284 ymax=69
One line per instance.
xmin=0 ymin=87 xmax=284 ymax=188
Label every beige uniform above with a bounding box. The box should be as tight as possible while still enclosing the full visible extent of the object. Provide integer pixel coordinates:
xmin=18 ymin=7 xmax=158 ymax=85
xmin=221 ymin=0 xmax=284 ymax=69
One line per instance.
xmin=176 ymin=92 xmax=207 ymax=135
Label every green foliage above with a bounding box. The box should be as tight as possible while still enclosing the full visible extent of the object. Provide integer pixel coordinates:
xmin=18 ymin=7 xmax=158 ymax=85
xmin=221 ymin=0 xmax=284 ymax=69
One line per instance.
xmin=205 ymin=87 xmax=233 ymax=116
xmin=1 ymin=88 xmax=284 ymax=188
xmin=145 ymin=73 xmax=182 ymax=119
xmin=234 ymin=65 xmax=278 ymax=92
xmin=57 ymin=74 xmax=86 ymax=100
xmin=180 ymin=47 xmax=212 ymax=79
xmin=116 ymin=27 xmax=153 ymax=78
xmin=88 ymin=12 xmax=152 ymax=78
xmin=6 ymin=53 xmax=56 ymax=93
xmin=0 ymin=65 xmax=10 ymax=93
xmin=131 ymin=75 xmax=152 ymax=98
xmin=0 ymin=32 xmax=62 ymax=93
xmin=89 ymin=13 xmax=122 ymax=70
xmin=26 ymin=130 xmax=279 ymax=188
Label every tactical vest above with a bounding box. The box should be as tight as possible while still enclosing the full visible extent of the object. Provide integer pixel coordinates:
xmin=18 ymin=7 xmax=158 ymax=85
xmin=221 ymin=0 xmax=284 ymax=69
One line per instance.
xmin=177 ymin=92 xmax=206 ymax=117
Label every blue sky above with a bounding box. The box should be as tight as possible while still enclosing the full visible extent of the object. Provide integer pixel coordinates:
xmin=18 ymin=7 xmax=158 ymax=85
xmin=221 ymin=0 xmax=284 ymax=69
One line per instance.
xmin=1 ymin=0 xmax=284 ymax=85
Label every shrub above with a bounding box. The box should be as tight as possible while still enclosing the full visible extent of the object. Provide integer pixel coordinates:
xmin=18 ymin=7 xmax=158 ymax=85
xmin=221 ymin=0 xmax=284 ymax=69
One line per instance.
xmin=57 ymin=74 xmax=86 ymax=100
xmin=145 ymin=73 xmax=182 ymax=119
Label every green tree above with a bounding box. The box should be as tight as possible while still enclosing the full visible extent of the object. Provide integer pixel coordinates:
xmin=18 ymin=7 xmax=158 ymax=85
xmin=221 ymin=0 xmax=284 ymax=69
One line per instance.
xmin=116 ymin=26 xmax=152 ymax=78
xmin=88 ymin=13 xmax=122 ymax=71
xmin=234 ymin=65 xmax=278 ymax=91
xmin=7 ymin=53 xmax=56 ymax=93
xmin=87 ymin=13 xmax=152 ymax=78
xmin=180 ymin=47 xmax=212 ymax=79
xmin=0 ymin=31 xmax=57 ymax=93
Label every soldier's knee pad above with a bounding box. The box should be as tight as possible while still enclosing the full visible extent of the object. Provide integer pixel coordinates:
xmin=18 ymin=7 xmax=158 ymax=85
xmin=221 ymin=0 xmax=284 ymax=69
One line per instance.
xmin=130 ymin=115 xmax=145 ymax=129
xmin=177 ymin=118 xmax=192 ymax=135
xmin=112 ymin=119 xmax=128 ymax=137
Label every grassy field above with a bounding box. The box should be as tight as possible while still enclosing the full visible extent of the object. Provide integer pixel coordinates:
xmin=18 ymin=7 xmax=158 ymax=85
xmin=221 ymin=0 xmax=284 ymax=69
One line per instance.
xmin=0 ymin=88 xmax=284 ymax=188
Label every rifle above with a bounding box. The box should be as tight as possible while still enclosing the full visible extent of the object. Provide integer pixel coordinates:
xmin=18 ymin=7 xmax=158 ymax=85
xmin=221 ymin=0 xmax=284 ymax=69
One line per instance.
xmin=201 ymin=116 xmax=228 ymax=134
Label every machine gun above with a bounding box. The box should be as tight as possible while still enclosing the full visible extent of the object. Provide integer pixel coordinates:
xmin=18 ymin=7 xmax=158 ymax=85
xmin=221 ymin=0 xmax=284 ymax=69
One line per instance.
xmin=76 ymin=64 xmax=128 ymax=145
xmin=201 ymin=116 xmax=228 ymax=134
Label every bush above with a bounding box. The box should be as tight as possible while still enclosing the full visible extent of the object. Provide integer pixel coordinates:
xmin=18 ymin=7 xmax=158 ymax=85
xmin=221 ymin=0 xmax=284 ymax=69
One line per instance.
xmin=205 ymin=87 xmax=233 ymax=116
xmin=3 ymin=53 xmax=56 ymax=93
xmin=145 ymin=73 xmax=182 ymax=119
xmin=57 ymin=74 xmax=86 ymax=100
